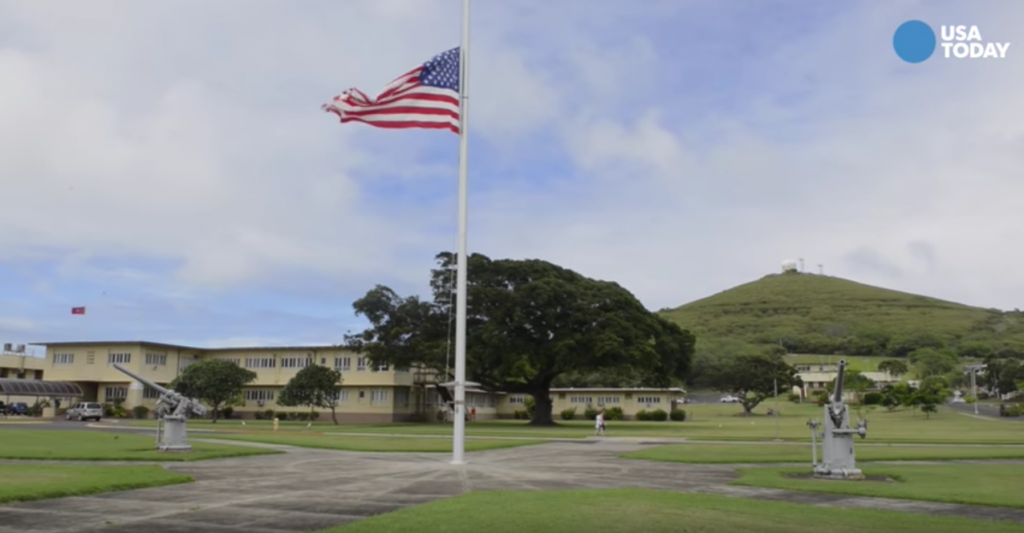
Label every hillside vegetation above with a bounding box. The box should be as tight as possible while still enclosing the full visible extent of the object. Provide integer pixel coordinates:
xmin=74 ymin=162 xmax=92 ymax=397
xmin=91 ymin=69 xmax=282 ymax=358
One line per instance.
xmin=660 ymin=272 xmax=1024 ymax=358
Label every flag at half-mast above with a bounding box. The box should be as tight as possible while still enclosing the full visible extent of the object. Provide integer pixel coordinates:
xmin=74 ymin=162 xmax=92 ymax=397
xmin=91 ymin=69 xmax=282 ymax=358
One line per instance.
xmin=322 ymin=48 xmax=460 ymax=134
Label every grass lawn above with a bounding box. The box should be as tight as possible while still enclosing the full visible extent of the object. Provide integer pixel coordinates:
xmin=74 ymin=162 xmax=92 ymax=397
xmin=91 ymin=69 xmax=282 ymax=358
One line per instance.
xmin=319 ymin=488 xmax=1024 ymax=533
xmin=126 ymin=403 xmax=1024 ymax=444
xmin=0 ymin=429 xmax=280 ymax=461
xmin=200 ymin=432 xmax=541 ymax=452
xmin=0 ymin=464 xmax=192 ymax=503
xmin=734 ymin=464 xmax=1024 ymax=509
xmin=623 ymin=442 xmax=1024 ymax=464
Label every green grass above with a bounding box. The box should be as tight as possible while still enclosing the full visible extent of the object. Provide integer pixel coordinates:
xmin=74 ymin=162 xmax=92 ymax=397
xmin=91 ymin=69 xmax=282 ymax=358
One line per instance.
xmin=623 ymin=442 xmax=1024 ymax=464
xmin=0 ymin=464 xmax=192 ymax=503
xmin=735 ymin=464 xmax=1024 ymax=509
xmin=126 ymin=403 xmax=1024 ymax=444
xmin=658 ymin=271 xmax=1024 ymax=353
xmin=0 ymin=429 xmax=280 ymax=461
xmin=199 ymin=432 xmax=542 ymax=452
xmin=318 ymin=488 xmax=1024 ymax=533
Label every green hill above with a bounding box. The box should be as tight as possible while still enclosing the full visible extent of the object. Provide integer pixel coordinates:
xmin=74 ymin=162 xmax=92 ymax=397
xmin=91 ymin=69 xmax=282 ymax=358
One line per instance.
xmin=659 ymin=272 xmax=1024 ymax=358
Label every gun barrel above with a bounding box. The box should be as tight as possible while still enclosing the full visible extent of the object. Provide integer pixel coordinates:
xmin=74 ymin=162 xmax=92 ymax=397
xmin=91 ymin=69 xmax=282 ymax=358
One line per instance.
xmin=112 ymin=363 xmax=171 ymax=396
xmin=832 ymin=360 xmax=847 ymax=403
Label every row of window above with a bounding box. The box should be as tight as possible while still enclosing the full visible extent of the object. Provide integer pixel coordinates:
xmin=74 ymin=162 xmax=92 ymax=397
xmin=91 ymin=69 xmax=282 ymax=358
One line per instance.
xmin=240 ymin=388 xmax=400 ymax=406
xmin=53 ymin=352 xmax=411 ymax=373
xmin=510 ymin=395 xmax=661 ymax=405
xmin=429 ymin=391 xmax=498 ymax=408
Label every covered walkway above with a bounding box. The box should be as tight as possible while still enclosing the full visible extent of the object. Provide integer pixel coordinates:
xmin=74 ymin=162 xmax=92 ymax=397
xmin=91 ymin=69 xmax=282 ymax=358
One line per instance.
xmin=0 ymin=378 xmax=83 ymax=397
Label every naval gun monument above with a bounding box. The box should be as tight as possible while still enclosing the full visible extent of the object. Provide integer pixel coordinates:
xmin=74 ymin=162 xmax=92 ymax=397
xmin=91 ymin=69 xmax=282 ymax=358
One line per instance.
xmin=806 ymin=359 xmax=868 ymax=479
xmin=113 ymin=363 xmax=207 ymax=452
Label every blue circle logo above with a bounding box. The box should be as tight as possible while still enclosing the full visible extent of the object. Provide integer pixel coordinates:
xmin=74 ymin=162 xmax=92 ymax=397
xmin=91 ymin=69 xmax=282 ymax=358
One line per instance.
xmin=893 ymin=20 xmax=936 ymax=63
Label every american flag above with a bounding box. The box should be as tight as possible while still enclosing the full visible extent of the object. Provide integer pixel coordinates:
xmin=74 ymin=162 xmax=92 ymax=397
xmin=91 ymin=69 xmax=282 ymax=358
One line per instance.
xmin=323 ymin=48 xmax=461 ymax=134
xmin=71 ymin=306 xmax=85 ymax=315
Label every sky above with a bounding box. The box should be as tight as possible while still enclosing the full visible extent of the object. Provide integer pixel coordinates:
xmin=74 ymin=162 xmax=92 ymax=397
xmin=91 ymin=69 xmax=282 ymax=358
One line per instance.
xmin=1 ymin=0 xmax=1022 ymax=352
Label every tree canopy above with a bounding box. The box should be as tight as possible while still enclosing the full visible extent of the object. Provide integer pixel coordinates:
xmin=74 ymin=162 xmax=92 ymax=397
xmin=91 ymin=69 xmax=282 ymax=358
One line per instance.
xmin=171 ymin=359 xmax=256 ymax=423
xmin=345 ymin=252 xmax=696 ymax=425
xmin=278 ymin=365 xmax=344 ymax=424
xmin=704 ymin=353 xmax=802 ymax=414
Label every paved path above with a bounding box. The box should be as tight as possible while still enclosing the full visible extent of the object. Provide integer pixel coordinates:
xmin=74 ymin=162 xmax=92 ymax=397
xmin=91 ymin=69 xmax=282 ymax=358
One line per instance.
xmin=3 ymin=436 xmax=1024 ymax=533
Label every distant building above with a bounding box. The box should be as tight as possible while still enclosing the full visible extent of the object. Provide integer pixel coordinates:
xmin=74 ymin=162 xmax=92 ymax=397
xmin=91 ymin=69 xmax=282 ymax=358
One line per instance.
xmin=794 ymin=365 xmax=900 ymax=399
xmin=25 ymin=340 xmax=686 ymax=422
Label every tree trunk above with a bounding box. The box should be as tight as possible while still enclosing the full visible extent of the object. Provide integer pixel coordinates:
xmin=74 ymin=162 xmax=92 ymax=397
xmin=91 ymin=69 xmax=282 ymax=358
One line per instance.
xmin=211 ymin=405 xmax=219 ymax=423
xmin=331 ymin=405 xmax=338 ymax=425
xmin=528 ymin=391 xmax=556 ymax=426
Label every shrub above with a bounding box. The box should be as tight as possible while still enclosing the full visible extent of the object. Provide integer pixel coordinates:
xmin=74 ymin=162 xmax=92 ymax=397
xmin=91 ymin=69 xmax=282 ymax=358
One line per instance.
xmin=862 ymin=392 xmax=883 ymax=405
xmin=651 ymin=408 xmax=668 ymax=421
xmin=220 ymin=406 xmax=234 ymax=419
xmin=787 ymin=392 xmax=802 ymax=403
xmin=635 ymin=409 xmax=652 ymax=421
xmin=964 ymin=395 xmax=977 ymax=404
xmin=669 ymin=409 xmax=686 ymax=421
xmin=978 ymin=392 xmax=991 ymax=400
xmin=560 ymin=408 xmax=577 ymax=420
xmin=132 ymin=405 xmax=150 ymax=419
xmin=604 ymin=407 xmax=624 ymax=420
xmin=583 ymin=407 xmax=600 ymax=420
xmin=264 ymin=409 xmax=276 ymax=420
xmin=309 ymin=411 xmax=320 ymax=421
xmin=1006 ymin=405 xmax=1022 ymax=417
xmin=513 ymin=410 xmax=526 ymax=419
xmin=524 ymin=397 xmax=536 ymax=419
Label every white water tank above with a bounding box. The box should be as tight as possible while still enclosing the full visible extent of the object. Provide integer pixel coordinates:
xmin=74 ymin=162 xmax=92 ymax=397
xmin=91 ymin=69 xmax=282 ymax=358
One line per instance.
xmin=781 ymin=259 xmax=799 ymax=272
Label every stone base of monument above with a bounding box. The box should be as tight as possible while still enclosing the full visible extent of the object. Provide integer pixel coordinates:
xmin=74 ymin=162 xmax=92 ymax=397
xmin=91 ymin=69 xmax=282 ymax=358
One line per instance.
xmin=158 ymin=444 xmax=194 ymax=452
xmin=812 ymin=468 xmax=866 ymax=480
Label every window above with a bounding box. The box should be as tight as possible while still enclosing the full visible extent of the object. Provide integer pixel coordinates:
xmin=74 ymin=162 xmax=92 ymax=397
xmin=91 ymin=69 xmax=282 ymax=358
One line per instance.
xmin=244 ymin=389 xmax=275 ymax=402
xmin=395 ymin=365 xmax=410 ymax=372
xmin=280 ymin=357 xmax=312 ymax=369
xmin=53 ymin=353 xmax=74 ymax=365
xmin=222 ymin=358 xmax=241 ymax=366
xmin=245 ymin=357 xmax=276 ymax=369
xmin=597 ymin=396 xmax=620 ymax=405
xmin=143 ymin=387 xmax=162 ymax=399
xmin=86 ymin=351 xmax=95 ymax=364
xmin=145 ymin=353 xmax=167 ymax=366
xmin=334 ymin=357 xmax=351 ymax=371
xmin=357 ymin=357 xmax=366 ymax=371
xmin=370 ymin=388 xmax=389 ymax=405
xmin=376 ymin=363 xmax=389 ymax=372
xmin=104 ymin=387 xmax=127 ymax=400
xmin=637 ymin=396 xmax=661 ymax=404
xmin=108 ymin=353 xmax=131 ymax=364
xmin=508 ymin=396 xmax=526 ymax=404
xmin=334 ymin=389 xmax=350 ymax=403
xmin=395 ymin=388 xmax=409 ymax=406
xmin=570 ymin=396 xmax=593 ymax=404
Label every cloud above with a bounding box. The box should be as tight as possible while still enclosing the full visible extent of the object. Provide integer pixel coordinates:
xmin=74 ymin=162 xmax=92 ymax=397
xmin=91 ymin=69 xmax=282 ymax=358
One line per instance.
xmin=1 ymin=0 xmax=1022 ymax=345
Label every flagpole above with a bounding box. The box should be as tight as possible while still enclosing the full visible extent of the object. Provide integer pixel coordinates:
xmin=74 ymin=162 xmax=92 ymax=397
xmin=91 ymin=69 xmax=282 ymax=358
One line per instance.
xmin=450 ymin=0 xmax=471 ymax=466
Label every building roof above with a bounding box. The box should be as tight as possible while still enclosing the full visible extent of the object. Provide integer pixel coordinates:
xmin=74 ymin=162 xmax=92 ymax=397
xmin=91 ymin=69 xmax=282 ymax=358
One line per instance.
xmin=0 ymin=379 xmax=83 ymax=397
xmin=28 ymin=341 xmax=349 ymax=352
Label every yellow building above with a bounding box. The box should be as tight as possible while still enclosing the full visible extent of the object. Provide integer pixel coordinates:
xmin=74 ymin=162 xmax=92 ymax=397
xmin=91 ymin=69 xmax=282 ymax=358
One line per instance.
xmin=0 ymin=349 xmax=51 ymax=412
xmin=28 ymin=340 xmax=687 ymax=422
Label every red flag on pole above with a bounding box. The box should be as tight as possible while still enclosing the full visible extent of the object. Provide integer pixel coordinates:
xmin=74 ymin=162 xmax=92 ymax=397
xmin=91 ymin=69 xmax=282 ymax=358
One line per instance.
xmin=71 ymin=307 xmax=86 ymax=315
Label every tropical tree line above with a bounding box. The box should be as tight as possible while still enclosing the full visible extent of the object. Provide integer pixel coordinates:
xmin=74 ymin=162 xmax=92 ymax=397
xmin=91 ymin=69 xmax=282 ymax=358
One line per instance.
xmin=170 ymin=359 xmax=343 ymax=424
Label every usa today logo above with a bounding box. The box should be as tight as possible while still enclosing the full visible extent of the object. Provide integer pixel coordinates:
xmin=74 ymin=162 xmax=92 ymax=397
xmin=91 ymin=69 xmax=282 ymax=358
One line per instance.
xmin=893 ymin=20 xmax=1011 ymax=63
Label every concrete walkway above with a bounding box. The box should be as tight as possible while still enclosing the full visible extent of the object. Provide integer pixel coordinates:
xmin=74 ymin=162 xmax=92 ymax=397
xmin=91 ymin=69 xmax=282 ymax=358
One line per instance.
xmin=2 ymin=437 xmax=1024 ymax=533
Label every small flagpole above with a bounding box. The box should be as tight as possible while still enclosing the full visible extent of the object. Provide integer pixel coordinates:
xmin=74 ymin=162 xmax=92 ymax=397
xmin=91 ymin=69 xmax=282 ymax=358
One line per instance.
xmin=450 ymin=0 xmax=471 ymax=466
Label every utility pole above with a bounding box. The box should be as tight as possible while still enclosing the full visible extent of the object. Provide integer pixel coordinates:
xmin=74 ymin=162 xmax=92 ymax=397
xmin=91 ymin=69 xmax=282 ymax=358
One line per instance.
xmin=818 ymin=264 xmax=824 ymax=275
xmin=799 ymin=258 xmax=805 ymax=272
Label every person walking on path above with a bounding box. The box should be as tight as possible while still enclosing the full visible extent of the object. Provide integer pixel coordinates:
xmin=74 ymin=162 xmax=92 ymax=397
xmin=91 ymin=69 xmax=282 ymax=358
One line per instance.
xmin=594 ymin=409 xmax=606 ymax=436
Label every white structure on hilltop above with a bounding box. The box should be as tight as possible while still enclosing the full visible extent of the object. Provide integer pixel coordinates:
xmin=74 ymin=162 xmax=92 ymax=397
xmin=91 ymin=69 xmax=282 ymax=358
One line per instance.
xmin=781 ymin=259 xmax=799 ymax=273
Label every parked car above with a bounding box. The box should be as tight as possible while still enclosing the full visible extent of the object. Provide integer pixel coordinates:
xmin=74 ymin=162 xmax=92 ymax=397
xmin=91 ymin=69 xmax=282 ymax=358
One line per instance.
xmin=7 ymin=402 xmax=29 ymax=415
xmin=65 ymin=402 xmax=104 ymax=422
xmin=720 ymin=395 xmax=740 ymax=403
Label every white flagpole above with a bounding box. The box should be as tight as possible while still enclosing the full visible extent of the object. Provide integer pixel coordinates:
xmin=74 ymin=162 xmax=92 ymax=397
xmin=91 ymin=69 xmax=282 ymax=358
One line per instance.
xmin=451 ymin=0 xmax=471 ymax=466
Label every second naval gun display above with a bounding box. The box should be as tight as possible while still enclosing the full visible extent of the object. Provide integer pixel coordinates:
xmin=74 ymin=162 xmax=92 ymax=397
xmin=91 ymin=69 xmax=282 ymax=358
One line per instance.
xmin=806 ymin=359 xmax=868 ymax=479
xmin=112 ymin=363 xmax=207 ymax=452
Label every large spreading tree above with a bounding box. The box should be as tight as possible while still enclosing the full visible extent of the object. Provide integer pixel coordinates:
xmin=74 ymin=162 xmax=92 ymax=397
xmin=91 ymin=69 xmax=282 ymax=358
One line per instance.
xmin=705 ymin=353 xmax=802 ymax=415
xmin=344 ymin=252 xmax=696 ymax=425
